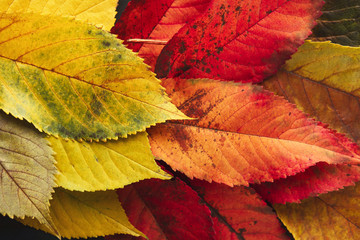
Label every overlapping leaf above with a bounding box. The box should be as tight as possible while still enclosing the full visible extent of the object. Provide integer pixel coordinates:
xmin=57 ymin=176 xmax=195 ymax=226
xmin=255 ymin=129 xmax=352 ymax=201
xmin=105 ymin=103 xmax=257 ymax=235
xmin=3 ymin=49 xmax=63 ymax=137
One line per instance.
xmin=253 ymin=162 xmax=360 ymax=204
xmin=53 ymin=132 xmax=170 ymax=192
xmin=0 ymin=12 xmax=187 ymax=141
xmin=189 ymin=180 xmax=291 ymax=240
xmin=309 ymin=0 xmax=360 ymax=46
xmin=107 ymin=178 xmax=214 ymax=240
xmin=0 ymin=112 xmax=58 ymax=236
xmin=263 ymin=41 xmax=360 ymax=145
xmin=148 ymin=78 xmax=360 ymax=186
xmin=112 ymin=0 xmax=211 ymax=69
xmin=155 ymin=0 xmax=323 ymax=82
xmin=0 ymin=0 xmax=118 ymax=31
xmin=274 ymin=182 xmax=360 ymax=239
xmin=19 ymin=189 xmax=143 ymax=239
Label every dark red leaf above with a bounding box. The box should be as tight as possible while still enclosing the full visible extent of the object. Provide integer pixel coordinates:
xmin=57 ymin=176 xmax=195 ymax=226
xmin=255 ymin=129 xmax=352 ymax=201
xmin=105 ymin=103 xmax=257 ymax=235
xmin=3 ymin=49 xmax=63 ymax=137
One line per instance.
xmin=189 ymin=180 xmax=291 ymax=240
xmin=108 ymin=179 xmax=215 ymax=240
xmin=155 ymin=0 xmax=323 ymax=82
xmin=111 ymin=0 xmax=211 ymax=69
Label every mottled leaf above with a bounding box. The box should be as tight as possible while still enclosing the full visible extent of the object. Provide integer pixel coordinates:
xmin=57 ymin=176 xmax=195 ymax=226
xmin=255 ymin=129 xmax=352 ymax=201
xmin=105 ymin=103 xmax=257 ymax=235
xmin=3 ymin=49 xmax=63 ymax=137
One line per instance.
xmin=310 ymin=0 xmax=360 ymax=46
xmin=112 ymin=0 xmax=211 ymax=69
xmin=0 ymin=112 xmax=58 ymax=236
xmin=263 ymin=41 xmax=360 ymax=145
xmin=0 ymin=12 xmax=187 ymax=141
xmin=155 ymin=0 xmax=323 ymax=82
xmin=19 ymin=189 xmax=143 ymax=239
xmin=107 ymin=178 xmax=215 ymax=240
xmin=0 ymin=0 xmax=118 ymax=31
xmin=253 ymin=162 xmax=360 ymax=204
xmin=190 ymin=180 xmax=291 ymax=240
xmin=274 ymin=182 xmax=360 ymax=240
xmin=148 ymin=78 xmax=360 ymax=186
xmin=53 ymin=132 xmax=170 ymax=192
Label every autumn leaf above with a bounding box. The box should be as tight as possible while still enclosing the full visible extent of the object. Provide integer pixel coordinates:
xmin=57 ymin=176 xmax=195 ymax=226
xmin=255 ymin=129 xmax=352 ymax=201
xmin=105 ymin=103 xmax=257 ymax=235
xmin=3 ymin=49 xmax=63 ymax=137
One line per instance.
xmin=0 ymin=12 xmax=187 ymax=141
xmin=189 ymin=179 xmax=291 ymax=240
xmin=53 ymin=132 xmax=170 ymax=192
xmin=263 ymin=41 xmax=360 ymax=145
xmin=107 ymin=178 xmax=215 ymax=240
xmin=253 ymin=162 xmax=360 ymax=204
xmin=0 ymin=112 xmax=58 ymax=236
xmin=0 ymin=0 xmax=118 ymax=31
xmin=111 ymin=0 xmax=211 ymax=69
xmin=155 ymin=0 xmax=323 ymax=83
xmin=274 ymin=182 xmax=360 ymax=239
xmin=19 ymin=189 xmax=143 ymax=239
xmin=148 ymin=78 xmax=360 ymax=186
xmin=309 ymin=0 xmax=360 ymax=46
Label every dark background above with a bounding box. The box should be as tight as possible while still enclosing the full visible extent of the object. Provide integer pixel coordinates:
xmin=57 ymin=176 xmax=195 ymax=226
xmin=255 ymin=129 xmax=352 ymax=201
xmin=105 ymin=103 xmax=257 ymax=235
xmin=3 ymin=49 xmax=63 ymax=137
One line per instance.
xmin=0 ymin=1 xmax=131 ymax=239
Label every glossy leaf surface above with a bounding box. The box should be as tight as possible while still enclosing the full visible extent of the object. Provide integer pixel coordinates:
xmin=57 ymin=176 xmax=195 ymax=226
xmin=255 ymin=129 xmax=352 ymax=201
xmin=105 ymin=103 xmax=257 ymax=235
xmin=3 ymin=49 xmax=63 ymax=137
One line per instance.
xmin=0 ymin=112 xmax=57 ymax=236
xmin=112 ymin=0 xmax=211 ymax=69
xmin=19 ymin=189 xmax=143 ymax=239
xmin=0 ymin=12 xmax=187 ymax=141
xmin=275 ymin=182 xmax=360 ymax=240
xmin=53 ymin=132 xmax=170 ymax=192
xmin=263 ymin=41 xmax=360 ymax=145
xmin=110 ymin=179 xmax=215 ymax=240
xmin=156 ymin=0 xmax=323 ymax=83
xmin=148 ymin=78 xmax=360 ymax=186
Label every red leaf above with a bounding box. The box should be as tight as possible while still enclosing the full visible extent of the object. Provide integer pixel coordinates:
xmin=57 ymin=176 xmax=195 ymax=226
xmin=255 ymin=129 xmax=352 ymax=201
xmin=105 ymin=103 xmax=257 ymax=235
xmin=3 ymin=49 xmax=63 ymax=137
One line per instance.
xmin=155 ymin=0 xmax=323 ymax=82
xmin=111 ymin=0 xmax=211 ymax=69
xmin=108 ymin=179 xmax=215 ymax=240
xmin=189 ymin=180 xmax=291 ymax=240
xmin=148 ymin=78 xmax=360 ymax=186
xmin=253 ymin=162 xmax=360 ymax=204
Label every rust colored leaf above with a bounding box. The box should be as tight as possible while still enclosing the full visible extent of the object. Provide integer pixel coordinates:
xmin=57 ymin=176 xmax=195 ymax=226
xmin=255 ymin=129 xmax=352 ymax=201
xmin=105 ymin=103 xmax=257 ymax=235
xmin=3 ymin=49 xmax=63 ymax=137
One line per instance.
xmin=274 ymin=182 xmax=360 ymax=239
xmin=106 ymin=178 xmax=215 ymax=240
xmin=148 ymin=78 xmax=360 ymax=186
xmin=190 ymin=179 xmax=291 ymax=240
xmin=155 ymin=0 xmax=323 ymax=82
xmin=112 ymin=0 xmax=211 ymax=69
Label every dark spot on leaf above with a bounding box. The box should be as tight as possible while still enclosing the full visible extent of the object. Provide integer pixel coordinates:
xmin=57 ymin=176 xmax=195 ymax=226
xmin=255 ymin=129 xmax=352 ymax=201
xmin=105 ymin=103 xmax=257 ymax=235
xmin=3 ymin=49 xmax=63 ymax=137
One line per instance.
xmin=102 ymin=40 xmax=111 ymax=47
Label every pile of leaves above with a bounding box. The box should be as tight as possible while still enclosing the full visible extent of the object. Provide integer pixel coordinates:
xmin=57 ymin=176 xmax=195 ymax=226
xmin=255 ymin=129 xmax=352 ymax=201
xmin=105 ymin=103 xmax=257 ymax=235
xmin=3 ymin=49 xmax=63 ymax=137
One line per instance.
xmin=1 ymin=0 xmax=360 ymax=239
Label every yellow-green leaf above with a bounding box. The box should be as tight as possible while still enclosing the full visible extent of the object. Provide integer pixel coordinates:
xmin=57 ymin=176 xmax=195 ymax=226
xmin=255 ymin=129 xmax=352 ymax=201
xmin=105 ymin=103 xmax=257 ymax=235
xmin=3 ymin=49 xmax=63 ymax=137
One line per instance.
xmin=274 ymin=182 xmax=360 ymax=239
xmin=0 ymin=112 xmax=58 ymax=236
xmin=53 ymin=132 xmax=170 ymax=192
xmin=0 ymin=0 xmax=118 ymax=31
xmin=0 ymin=12 xmax=187 ymax=141
xmin=263 ymin=41 xmax=360 ymax=144
xmin=19 ymin=188 xmax=143 ymax=239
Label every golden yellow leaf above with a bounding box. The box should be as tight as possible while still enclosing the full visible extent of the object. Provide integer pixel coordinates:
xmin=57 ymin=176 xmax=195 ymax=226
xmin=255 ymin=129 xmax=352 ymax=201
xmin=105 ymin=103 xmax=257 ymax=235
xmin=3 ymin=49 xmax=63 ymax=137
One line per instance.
xmin=19 ymin=188 xmax=143 ymax=239
xmin=0 ymin=0 xmax=118 ymax=31
xmin=263 ymin=41 xmax=360 ymax=144
xmin=274 ymin=182 xmax=360 ymax=240
xmin=0 ymin=112 xmax=58 ymax=236
xmin=52 ymin=132 xmax=170 ymax=192
xmin=0 ymin=12 xmax=187 ymax=141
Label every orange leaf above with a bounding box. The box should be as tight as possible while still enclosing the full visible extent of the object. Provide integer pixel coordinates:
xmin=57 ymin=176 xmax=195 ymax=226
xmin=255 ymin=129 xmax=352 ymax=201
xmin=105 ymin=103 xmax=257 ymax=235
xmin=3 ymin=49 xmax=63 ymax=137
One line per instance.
xmin=148 ymin=78 xmax=360 ymax=186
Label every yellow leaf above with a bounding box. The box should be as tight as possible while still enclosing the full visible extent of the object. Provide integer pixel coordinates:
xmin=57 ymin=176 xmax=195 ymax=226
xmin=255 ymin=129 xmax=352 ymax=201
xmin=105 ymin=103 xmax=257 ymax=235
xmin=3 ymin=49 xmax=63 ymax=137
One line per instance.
xmin=52 ymin=132 xmax=171 ymax=192
xmin=0 ymin=0 xmax=118 ymax=31
xmin=0 ymin=12 xmax=187 ymax=141
xmin=19 ymin=188 xmax=143 ymax=239
xmin=274 ymin=182 xmax=360 ymax=239
xmin=263 ymin=41 xmax=360 ymax=144
xmin=0 ymin=112 xmax=58 ymax=236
